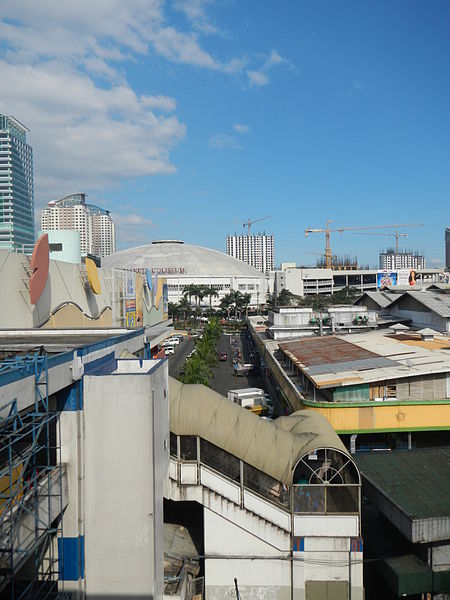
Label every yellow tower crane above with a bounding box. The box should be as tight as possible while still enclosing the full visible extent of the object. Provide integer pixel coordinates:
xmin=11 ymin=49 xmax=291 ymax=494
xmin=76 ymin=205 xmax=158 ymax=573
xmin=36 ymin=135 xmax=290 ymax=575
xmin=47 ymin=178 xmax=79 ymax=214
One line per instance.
xmin=305 ymin=221 xmax=424 ymax=269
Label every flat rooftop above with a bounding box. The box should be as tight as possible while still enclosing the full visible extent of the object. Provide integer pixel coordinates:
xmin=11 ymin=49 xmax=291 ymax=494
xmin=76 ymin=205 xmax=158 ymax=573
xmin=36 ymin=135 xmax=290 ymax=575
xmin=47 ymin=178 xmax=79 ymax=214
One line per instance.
xmin=0 ymin=321 xmax=173 ymax=357
xmin=355 ymin=448 xmax=450 ymax=543
xmin=279 ymin=330 xmax=450 ymax=389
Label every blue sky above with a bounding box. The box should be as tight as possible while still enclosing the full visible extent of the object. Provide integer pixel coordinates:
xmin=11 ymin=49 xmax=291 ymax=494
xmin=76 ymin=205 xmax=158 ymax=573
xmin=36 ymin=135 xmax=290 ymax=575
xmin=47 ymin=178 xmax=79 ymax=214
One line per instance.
xmin=1 ymin=0 xmax=449 ymax=267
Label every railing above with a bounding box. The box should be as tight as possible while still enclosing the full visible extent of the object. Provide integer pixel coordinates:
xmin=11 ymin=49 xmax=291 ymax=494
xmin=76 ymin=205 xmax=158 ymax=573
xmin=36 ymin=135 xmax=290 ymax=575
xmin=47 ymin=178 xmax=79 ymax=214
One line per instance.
xmin=170 ymin=433 xmax=360 ymax=516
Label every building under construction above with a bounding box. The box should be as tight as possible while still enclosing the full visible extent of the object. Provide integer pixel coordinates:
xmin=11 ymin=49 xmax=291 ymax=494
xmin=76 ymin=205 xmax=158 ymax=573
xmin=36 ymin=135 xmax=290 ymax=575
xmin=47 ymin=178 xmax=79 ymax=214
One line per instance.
xmin=316 ymin=254 xmax=359 ymax=270
xmin=379 ymin=249 xmax=425 ymax=270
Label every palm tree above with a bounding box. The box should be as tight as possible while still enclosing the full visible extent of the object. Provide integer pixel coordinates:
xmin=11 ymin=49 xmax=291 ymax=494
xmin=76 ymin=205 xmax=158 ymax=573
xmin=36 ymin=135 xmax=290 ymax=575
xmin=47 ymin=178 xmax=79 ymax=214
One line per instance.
xmin=178 ymin=296 xmax=191 ymax=327
xmin=220 ymin=292 xmax=234 ymax=319
xmin=168 ymin=302 xmax=178 ymax=321
xmin=241 ymin=292 xmax=252 ymax=318
xmin=206 ymin=286 xmax=219 ymax=315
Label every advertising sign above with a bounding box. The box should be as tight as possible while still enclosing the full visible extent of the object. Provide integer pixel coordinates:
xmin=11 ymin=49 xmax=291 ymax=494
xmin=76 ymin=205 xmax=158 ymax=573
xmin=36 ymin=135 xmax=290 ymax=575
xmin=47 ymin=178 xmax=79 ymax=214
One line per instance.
xmin=162 ymin=284 xmax=168 ymax=314
xmin=125 ymin=299 xmax=136 ymax=327
xmin=376 ymin=272 xmax=397 ymax=289
xmin=398 ymin=269 xmax=418 ymax=287
xmin=126 ymin=272 xmax=135 ymax=299
xmin=135 ymin=273 xmax=143 ymax=326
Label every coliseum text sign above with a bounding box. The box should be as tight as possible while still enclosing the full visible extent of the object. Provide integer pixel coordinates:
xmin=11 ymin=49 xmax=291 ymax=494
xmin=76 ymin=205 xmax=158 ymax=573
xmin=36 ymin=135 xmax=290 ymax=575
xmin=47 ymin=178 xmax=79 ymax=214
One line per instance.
xmin=150 ymin=267 xmax=185 ymax=274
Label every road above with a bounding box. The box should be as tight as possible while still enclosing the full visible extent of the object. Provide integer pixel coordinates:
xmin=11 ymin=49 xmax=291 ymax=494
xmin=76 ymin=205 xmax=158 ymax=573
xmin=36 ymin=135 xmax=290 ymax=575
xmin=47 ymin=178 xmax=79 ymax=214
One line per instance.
xmin=168 ymin=331 xmax=266 ymax=400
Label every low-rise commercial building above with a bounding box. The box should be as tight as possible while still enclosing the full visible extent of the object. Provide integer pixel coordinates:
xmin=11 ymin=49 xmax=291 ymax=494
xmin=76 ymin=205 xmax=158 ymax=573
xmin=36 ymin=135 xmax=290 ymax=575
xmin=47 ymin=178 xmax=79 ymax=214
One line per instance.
xmin=248 ymin=317 xmax=450 ymax=439
xmin=267 ymin=305 xmax=377 ymax=340
xmin=273 ymin=266 xmax=446 ymax=298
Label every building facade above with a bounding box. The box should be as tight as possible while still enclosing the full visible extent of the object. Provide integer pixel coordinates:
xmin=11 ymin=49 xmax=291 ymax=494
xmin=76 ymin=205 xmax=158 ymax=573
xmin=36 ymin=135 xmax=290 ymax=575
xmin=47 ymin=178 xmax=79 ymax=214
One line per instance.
xmin=273 ymin=265 xmax=446 ymax=299
xmin=104 ymin=240 xmax=267 ymax=309
xmin=226 ymin=233 xmax=274 ymax=274
xmin=379 ymin=249 xmax=425 ymax=270
xmin=0 ymin=115 xmax=35 ymax=252
xmin=41 ymin=193 xmax=116 ymax=257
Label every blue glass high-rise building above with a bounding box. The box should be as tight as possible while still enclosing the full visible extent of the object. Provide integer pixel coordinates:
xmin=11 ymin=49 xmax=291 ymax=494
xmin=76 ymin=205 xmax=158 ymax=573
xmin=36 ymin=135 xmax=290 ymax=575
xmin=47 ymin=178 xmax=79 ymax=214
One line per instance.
xmin=0 ymin=115 xmax=35 ymax=252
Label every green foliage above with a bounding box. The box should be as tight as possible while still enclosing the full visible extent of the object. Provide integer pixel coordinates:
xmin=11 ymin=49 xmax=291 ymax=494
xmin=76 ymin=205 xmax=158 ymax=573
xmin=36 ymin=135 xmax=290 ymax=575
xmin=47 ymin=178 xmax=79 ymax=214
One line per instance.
xmin=181 ymin=318 xmax=222 ymax=386
xmin=296 ymin=286 xmax=360 ymax=310
xmin=276 ymin=288 xmax=296 ymax=306
xmin=182 ymin=354 xmax=213 ymax=386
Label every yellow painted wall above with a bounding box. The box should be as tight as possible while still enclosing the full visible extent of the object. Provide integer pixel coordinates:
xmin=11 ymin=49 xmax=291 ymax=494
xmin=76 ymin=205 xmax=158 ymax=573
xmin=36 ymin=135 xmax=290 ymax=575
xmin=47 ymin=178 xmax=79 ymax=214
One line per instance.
xmin=304 ymin=401 xmax=450 ymax=433
xmin=42 ymin=304 xmax=112 ymax=328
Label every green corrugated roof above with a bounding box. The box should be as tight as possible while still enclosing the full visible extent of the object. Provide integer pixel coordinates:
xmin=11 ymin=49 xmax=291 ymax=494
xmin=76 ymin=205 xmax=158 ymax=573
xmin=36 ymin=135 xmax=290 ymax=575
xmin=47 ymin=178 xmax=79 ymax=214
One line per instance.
xmin=355 ymin=447 xmax=450 ymax=519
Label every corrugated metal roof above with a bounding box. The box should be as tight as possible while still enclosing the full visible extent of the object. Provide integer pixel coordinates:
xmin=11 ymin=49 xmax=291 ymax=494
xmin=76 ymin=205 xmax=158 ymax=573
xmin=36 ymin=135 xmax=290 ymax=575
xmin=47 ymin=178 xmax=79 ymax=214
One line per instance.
xmin=392 ymin=291 xmax=450 ymax=318
xmin=169 ymin=377 xmax=350 ymax=485
xmin=279 ymin=336 xmax=390 ymax=367
xmin=278 ymin=330 xmax=450 ymax=388
xmin=357 ymin=291 xmax=395 ymax=308
xmin=356 ymin=448 xmax=450 ymax=518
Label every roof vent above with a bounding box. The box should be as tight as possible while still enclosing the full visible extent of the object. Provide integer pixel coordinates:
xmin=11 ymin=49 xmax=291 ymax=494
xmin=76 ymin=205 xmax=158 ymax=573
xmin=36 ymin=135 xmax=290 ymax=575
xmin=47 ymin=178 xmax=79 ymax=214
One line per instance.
xmin=152 ymin=240 xmax=184 ymax=245
xmin=389 ymin=323 xmax=409 ymax=332
xmin=417 ymin=328 xmax=439 ymax=341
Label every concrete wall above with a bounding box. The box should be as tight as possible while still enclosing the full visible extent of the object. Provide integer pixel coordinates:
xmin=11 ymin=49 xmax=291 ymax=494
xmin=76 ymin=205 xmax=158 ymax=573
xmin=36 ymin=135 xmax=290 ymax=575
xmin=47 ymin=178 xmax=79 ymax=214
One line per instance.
xmin=83 ymin=359 xmax=169 ymax=598
xmin=204 ymin=508 xmax=292 ymax=600
xmin=389 ymin=304 xmax=449 ymax=332
xmin=0 ymin=249 xmax=113 ymax=328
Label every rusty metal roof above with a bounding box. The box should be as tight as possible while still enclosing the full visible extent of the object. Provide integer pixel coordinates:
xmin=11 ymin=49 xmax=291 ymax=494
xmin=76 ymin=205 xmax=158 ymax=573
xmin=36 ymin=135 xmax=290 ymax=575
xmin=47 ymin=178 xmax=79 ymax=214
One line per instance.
xmin=279 ymin=336 xmax=382 ymax=367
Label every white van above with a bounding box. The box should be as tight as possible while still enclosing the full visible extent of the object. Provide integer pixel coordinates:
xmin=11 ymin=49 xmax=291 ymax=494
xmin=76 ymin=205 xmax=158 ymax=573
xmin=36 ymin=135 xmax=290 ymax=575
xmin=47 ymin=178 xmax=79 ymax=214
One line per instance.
xmin=164 ymin=345 xmax=175 ymax=355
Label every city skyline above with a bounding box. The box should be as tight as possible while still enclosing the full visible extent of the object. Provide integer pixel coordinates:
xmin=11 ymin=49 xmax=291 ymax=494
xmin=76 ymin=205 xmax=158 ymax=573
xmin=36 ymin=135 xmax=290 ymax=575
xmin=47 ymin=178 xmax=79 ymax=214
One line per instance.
xmin=0 ymin=1 xmax=448 ymax=266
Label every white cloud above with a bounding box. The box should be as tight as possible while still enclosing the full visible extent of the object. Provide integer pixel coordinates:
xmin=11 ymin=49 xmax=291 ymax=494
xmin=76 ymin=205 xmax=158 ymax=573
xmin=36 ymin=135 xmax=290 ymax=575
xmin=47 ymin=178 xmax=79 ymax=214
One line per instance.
xmin=233 ymin=123 xmax=250 ymax=134
xmin=173 ymin=0 xmax=219 ymax=35
xmin=117 ymin=213 xmax=157 ymax=227
xmin=247 ymin=69 xmax=269 ymax=87
xmin=0 ymin=59 xmax=186 ymax=208
xmin=0 ymin=1 xmax=290 ymax=215
xmin=247 ymin=48 xmax=289 ymax=87
xmin=209 ymin=134 xmax=242 ymax=150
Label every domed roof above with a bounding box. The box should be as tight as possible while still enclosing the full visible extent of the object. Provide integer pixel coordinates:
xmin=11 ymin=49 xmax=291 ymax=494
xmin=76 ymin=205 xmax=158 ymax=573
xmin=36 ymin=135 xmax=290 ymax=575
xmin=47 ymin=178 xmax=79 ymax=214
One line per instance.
xmin=103 ymin=240 xmax=263 ymax=278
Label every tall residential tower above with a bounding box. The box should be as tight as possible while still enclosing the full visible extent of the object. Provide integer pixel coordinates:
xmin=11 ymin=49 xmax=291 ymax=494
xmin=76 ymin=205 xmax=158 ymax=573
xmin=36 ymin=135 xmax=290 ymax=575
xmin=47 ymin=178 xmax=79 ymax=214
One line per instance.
xmin=41 ymin=193 xmax=116 ymax=258
xmin=226 ymin=233 xmax=274 ymax=274
xmin=0 ymin=115 xmax=35 ymax=252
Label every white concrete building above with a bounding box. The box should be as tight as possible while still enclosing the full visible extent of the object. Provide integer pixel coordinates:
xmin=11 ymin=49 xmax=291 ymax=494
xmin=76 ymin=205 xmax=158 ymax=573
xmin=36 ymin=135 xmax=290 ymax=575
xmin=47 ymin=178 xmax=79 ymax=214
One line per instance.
xmin=41 ymin=193 xmax=116 ymax=258
xmin=226 ymin=233 xmax=274 ymax=274
xmin=267 ymin=305 xmax=377 ymax=340
xmin=103 ymin=239 xmax=267 ymax=308
xmin=274 ymin=266 xmax=446 ymax=298
xmin=379 ymin=249 xmax=426 ymax=270
xmin=0 ymin=328 xmax=364 ymax=599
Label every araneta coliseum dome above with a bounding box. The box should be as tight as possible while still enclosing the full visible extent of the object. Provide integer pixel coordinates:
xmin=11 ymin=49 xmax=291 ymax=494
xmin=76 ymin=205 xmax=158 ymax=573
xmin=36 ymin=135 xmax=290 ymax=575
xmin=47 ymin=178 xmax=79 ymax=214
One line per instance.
xmin=102 ymin=240 xmax=267 ymax=307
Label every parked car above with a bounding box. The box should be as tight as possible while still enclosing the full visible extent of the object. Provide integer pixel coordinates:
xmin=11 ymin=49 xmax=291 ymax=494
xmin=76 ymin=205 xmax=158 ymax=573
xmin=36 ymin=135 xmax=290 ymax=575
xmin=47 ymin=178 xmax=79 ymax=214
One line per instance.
xmin=166 ymin=337 xmax=180 ymax=345
xmin=164 ymin=346 xmax=175 ymax=355
xmin=219 ymin=352 xmax=228 ymax=361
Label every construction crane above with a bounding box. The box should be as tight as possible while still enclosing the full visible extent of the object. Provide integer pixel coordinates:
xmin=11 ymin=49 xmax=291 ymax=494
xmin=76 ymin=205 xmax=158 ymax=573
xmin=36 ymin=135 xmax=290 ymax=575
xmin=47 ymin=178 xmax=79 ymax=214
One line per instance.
xmin=352 ymin=231 xmax=410 ymax=254
xmin=243 ymin=215 xmax=273 ymax=236
xmin=305 ymin=221 xmax=424 ymax=269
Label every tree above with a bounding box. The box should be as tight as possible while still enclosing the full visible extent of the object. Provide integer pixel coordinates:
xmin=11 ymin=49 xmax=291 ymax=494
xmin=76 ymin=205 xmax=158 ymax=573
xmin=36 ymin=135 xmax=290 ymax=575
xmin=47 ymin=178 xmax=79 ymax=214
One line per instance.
xmin=206 ymin=286 xmax=219 ymax=315
xmin=277 ymin=288 xmax=295 ymax=306
xmin=182 ymin=319 xmax=223 ymax=385
xmin=168 ymin=302 xmax=178 ymax=321
xmin=182 ymin=354 xmax=212 ymax=386
xmin=177 ymin=296 xmax=191 ymax=327
xmin=241 ymin=292 xmax=252 ymax=318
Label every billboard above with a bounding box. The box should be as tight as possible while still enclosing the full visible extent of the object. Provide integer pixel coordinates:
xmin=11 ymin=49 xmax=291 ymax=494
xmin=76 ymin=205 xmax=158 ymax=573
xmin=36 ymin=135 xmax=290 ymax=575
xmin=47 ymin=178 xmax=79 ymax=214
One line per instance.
xmin=376 ymin=272 xmax=397 ymax=289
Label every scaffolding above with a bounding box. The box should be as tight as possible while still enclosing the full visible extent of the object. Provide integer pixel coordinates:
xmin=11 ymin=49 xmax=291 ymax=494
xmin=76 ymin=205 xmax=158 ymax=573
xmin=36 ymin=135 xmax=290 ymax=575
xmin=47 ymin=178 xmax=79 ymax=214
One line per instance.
xmin=0 ymin=352 xmax=64 ymax=599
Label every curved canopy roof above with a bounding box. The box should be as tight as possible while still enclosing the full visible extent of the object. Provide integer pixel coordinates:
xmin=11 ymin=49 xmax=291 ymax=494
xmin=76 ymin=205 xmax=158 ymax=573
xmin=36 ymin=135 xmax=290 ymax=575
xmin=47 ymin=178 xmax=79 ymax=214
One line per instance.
xmin=103 ymin=240 xmax=263 ymax=278
xmin=169 ymin=377 xmax=350 ymax=485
